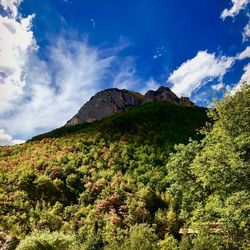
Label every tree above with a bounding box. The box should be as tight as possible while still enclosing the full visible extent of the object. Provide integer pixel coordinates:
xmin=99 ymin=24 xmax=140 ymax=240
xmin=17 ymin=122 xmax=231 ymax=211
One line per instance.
xmin=167 ymin=84 xmax=250 ymax=248
xmin=123 ymin=224 xmax=158 ymax=250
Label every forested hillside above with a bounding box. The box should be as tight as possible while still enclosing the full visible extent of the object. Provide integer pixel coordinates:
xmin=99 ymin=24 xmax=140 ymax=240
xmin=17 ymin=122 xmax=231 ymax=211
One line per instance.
xmin=0 ymin=85 xmax=249 ymax=250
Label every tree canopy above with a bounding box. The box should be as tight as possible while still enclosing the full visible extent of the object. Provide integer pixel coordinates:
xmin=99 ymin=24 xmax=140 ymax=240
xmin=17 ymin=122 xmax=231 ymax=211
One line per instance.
xmin=0 ymin=85 xmax=249 ymax=249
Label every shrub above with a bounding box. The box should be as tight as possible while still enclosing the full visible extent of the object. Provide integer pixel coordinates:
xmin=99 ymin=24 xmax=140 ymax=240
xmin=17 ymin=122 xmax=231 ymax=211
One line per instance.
xmin=158 ymin=234 xmax=178 ymax=250
xmin=123 ymin=224 xmax=158 ymax=250
xmin=16 ymin=231 xmax=79 ymax=250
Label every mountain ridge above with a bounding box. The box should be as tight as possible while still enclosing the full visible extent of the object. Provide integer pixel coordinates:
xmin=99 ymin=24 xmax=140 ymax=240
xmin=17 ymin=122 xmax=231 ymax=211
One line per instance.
xmin=66 ymin=86 xmax=194 ymax=126
xmin=32 ymin=101 xmax=206 ymax=143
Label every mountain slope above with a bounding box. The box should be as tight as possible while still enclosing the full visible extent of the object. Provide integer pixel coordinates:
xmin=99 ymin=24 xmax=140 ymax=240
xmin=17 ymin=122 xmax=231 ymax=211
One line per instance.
xmin=66 ymin=86 xmax=194 ymax=125
xmin=33 ymin=101 xmax=206 ymax=146
xmin=0 ymin=100 xmax=208 ymax=249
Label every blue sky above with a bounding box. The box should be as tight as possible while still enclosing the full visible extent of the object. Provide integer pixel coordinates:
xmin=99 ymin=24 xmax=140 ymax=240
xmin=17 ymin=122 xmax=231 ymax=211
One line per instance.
xmin=0 ymin=0 xmax=249 ymax=144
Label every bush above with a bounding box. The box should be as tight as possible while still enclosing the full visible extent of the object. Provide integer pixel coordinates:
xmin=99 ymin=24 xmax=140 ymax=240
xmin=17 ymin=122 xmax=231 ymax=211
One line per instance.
xmin=16 ymin=231 xmax=79 ymax=250
xmin=158 ymin=234 xmax=178 ymax=250
xmin=192 ymin=229 xmax=224 ymax=250
xmin=123 ymin=224 xmax=158 ymax=250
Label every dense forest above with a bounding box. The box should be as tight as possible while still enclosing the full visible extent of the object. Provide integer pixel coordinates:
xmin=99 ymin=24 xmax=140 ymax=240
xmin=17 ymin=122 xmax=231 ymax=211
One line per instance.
xmin=0 ymin=85 xmax=249 ymax=250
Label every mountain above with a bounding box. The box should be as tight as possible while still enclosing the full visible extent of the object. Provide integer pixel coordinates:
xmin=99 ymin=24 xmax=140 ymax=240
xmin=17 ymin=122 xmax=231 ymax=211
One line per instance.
xmin=32 ymin=100 xmax=205 ymax=144
xmin=66 ymin=86 xmax=194 ymax=125
xmin=0 ymin=88 xmax=208 ymax=249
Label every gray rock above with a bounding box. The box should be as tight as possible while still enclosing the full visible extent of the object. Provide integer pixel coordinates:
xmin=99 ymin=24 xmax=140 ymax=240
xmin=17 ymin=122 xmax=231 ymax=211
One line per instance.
xmin=143 ymin=86 xmax=180 ymax=105
xmin=66 ymin=86 xmax=195 ymax=126
xmin=66 ymin=88 xmax=144 ymax=125
xmin=179 ymin=97 xmax=195 ymax=107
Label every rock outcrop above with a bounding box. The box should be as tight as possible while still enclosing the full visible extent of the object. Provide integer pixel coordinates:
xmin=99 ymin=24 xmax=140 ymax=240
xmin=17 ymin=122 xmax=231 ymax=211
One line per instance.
xmin=66 ymin=86 xmax=195 ymax=126
xmin=143 ymin=86 xmax=180 ymax=105
xmin=179 ymin=97 xmax=195 ymax=107
xmin=66 ymin=88 xmax=144 ymax=126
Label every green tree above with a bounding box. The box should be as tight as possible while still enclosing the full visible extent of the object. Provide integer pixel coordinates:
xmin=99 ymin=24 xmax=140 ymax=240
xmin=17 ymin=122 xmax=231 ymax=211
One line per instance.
xmin=123 ymin=224 xmax=158 ymax=250
xmin=16 ymin=231 xmax=79 ymax=250
xmin=168 ymin=84 xmax=250 ymax=248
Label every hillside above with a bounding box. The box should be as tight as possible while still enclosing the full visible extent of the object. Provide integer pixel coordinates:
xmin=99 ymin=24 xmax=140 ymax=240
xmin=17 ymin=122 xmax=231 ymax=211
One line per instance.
xmin=0 ymin=101 xmax=208 ymax=249
xmin=66 ymin=86 xmax=194 ymax=125
xmin=32 ymin=101 xmax=206 ymax=145
xmin=0 ymin=85 xmax=249 ymax=250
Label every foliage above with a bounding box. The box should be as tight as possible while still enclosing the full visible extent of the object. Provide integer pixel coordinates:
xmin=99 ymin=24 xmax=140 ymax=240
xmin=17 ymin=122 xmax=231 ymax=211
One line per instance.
xmin=16 ymin=231 xmax=79 ymax=250
xmin=122 ymin=224 xmax=158 ymax=250
xmin=167 ymin=84 xmax=250 ymax=249
xmin=0 ymin=86 xmax=249 ymax=249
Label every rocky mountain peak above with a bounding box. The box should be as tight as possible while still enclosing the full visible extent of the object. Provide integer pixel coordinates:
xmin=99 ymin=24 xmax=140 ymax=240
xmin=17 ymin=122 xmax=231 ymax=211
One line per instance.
xmin=179 ymin=97 xmax=195 ymax=107
xmin=143 ymin=86 xmax=180 ymax=105
xmin=66 ymin=88 xmax=143 ymax=126
xmin=66 ymin=86 xmax=195 ymax=126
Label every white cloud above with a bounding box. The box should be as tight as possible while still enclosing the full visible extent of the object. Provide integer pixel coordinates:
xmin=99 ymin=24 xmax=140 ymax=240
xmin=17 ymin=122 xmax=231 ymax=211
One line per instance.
xmin=90 ymin=18 xmax=96 ymax=28
xmin=243 ymin=22 xmax=250 ymax=41
xmin=230 ymin=63 xmax=250 ymax=93
xmin=0 ymin=1 xmax=119 ymax=141
xmin=240 ymin=62 xmax=250 ymax=82
xmin=0 ymin=37 xmax=115 ymax=138
xmin=112 ymin=57 xmax=141 ymax=90
xmin=221 ymin=0 xmax=250 ymax=20
xmin=232 ymin=46 xmax=250 ymax=92
xmin=111 ymin=58 xmax=160 ymax=93
xmin=237 ymin=46 xmax=250 ymax=59
xmin=220 ymin=0 xmax=250 ymax=41
xmin=153 ymin=46 xmax=167 ymax=60
xmin=192 ymin=91 xmax=212 ymax=107
xmin=0 ymin=0 xmax=153 ymax=142
xmin=211 ymin=82 xmax=225 ymax=91
xmin=140 ymin=78 xmax=160 ymax=94
xmin=0 ymin=129 xmax=24 ymax=146
xmin=0 ymin=12 xmax=36 ymax=113
xmin=0 ymin=0 xmax=22 ymax=17
xmin=219 ymin=0 xmax=250 ymax=93
xmin=168 ymin=51 xmax=234 ymax=97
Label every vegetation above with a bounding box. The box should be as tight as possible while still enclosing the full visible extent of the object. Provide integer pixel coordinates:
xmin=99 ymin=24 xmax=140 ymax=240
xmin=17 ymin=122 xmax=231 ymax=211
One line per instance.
xmin=31 ymin=101 xmax=207 ymax=145
xmin=0 ymin=85 xmax=249 ymax=249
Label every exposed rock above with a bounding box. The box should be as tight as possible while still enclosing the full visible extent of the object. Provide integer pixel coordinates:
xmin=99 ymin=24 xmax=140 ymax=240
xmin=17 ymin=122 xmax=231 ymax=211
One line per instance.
xmin=143 ymin=86 xmax=180 ymax=105
xmin=179 ymin=97 xmax=195 ymax=107
xmin=66 ymin=86 xmax=195 ymax=126
xmin=66 ymin=88 xmax=144 ymax=126
xmin=66 ymin=115 xmax=81 ymax=126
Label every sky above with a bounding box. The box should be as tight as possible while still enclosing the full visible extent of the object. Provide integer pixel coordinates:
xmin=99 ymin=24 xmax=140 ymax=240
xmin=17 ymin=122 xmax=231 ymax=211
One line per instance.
xmin=0 ymin=0 xmax=249 ymax=145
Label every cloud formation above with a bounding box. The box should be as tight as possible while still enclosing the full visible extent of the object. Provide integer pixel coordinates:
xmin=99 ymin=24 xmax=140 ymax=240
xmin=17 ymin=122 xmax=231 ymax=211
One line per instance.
xmin=237 ymin=46 xmax=250 ymax=60
xmin=0 ymin=1 xmax=117 ymax=144
xmin=0 ymin=129 xmax=24 ymax=146
xmin=0 ymin=0 xmax=151 ymax=144
xmin=240 ymin=63 xmax=250 ymax=82
xmin=232 ymin=46 xmax=250 ymax=91
xmin=211 ymin=82 xmax=225 ymax=91
xmin=230 ymin=62 xmax=250 ymax=93
xmin=0 ymin=38 xmax=115 ymax=139
xmin=153 ymin=47 xmax=167 ymax=60
xmin=0 ymin=5 xmax=36 ymax=113
xmin=0 ymin=0 xmax=22 ymax=17
xmin=220 ymin=0 xmax=250 ymax=41
xmin=219 ymin=1 xmax=250 ymax=92
xmin=111 ymin=57 xmax=143 ymax=90
xmin=243 ymin=22 xmax=250 ymax=41
xmin=168 ymin=51 xmax=234 ymax=97
xmin=140 ymin=78 xmax=160 ymax=94
xmin=221 ymin=0 xmax=249 ymax=19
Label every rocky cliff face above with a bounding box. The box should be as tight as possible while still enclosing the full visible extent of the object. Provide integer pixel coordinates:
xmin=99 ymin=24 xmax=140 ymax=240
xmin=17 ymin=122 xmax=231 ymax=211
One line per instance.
xmin=143 ymin=86 xmax=180 ymax=105
xmin=66 ymin=88 xmax=144 ymax=125
xmin=66 ymin=86 xmax=195 ymax=126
